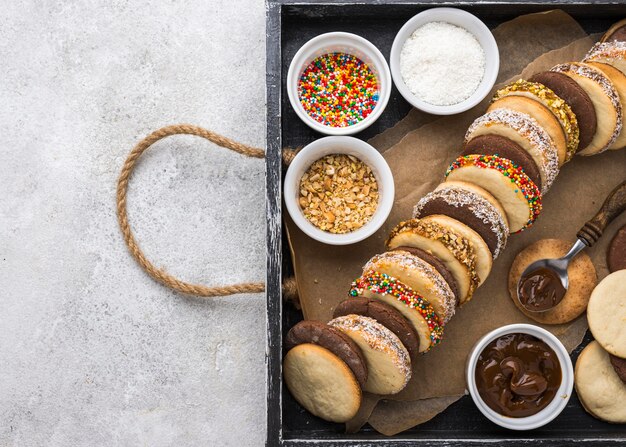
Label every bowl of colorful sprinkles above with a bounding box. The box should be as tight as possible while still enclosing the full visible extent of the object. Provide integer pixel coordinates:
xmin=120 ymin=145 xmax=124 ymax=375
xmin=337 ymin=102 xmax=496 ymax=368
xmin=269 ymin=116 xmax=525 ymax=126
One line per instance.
xmin=284 ymin=136 xmax=394 ymax=245
xmin=287 ymin=32 xmax=392 ymax=135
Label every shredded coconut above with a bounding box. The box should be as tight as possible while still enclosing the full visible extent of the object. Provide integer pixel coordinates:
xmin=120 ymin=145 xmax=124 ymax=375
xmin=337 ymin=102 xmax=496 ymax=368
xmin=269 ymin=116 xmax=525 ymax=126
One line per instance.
xmin=400 ymin=21 xmax=485 ymax=106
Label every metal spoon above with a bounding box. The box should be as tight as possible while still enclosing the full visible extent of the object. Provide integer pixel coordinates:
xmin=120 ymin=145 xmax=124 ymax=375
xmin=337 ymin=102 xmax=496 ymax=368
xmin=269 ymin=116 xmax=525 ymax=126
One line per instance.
xmin=517 ymin=180 xmax=626 ymax=312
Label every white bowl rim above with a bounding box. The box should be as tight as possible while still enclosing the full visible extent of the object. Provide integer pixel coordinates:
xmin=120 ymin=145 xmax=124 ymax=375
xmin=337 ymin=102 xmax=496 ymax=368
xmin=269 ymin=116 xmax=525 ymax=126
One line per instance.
xmin=389 ymin=7 xmax=500 ymax=115
xmin=286 ymin=31 xmax=392 ymax=135
xmin=283 ymin=136 xmax=394 ymax=245
xmin=465 ymin=323 xmax=574 ymax=431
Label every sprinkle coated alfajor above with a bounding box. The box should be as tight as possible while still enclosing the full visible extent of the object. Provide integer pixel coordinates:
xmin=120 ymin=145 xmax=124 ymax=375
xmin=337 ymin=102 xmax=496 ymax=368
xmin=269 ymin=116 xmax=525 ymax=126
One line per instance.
xmin=350 ymin=271 xmax=444 ymax=350
xmin=445 ymin=154 xmax=543 ymax=232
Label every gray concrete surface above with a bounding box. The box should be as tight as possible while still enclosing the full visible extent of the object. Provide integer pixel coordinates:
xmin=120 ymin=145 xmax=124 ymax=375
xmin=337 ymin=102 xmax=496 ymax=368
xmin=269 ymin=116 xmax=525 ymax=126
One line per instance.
xmin=0 ymin=1 xmax=267 ymax=445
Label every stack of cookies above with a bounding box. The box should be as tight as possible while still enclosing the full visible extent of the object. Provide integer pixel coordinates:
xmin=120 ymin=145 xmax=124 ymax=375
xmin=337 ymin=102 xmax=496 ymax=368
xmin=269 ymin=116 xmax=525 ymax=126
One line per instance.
xmin=284 ymin=19 xmax=626 ymax=424
xmin=283 ymin=300 xmax=416 ymax=422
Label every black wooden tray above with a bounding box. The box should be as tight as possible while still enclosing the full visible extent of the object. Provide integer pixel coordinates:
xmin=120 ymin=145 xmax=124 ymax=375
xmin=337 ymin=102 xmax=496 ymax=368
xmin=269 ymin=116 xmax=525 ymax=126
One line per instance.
xmin=265 ymin=1 xmax=626 ymax=445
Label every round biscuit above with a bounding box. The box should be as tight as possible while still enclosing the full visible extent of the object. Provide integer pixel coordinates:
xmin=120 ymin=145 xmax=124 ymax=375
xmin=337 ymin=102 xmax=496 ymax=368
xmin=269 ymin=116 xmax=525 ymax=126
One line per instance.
xmin=587 ymin=270 xmax=626 ymax=358
xmin=575 ymin=341 xmax=626 ymax=423
xmin=284 ymin=343 xmax=362 ymax=423
xmin=508 ymin=238 xmax=597 ymax=324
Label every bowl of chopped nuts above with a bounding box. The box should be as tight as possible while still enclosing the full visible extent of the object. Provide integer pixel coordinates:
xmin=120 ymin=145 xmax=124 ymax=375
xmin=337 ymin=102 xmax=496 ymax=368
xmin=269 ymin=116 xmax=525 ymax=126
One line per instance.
xmin=284 ymin=136 xmax=394 ymax=245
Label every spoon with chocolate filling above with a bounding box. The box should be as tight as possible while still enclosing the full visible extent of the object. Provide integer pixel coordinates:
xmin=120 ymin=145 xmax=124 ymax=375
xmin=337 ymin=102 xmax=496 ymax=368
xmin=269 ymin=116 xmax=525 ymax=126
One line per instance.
xmin=518 ymin=181 xmax=626 ymax=313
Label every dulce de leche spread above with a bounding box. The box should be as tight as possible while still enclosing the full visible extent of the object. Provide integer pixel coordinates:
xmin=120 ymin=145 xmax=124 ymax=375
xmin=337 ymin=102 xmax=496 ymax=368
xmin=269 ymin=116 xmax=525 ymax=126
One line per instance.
xmin=475 ymin=333 xmax=562 ymax=418
xmin=517 ymin=267 xmax=566 ymax=312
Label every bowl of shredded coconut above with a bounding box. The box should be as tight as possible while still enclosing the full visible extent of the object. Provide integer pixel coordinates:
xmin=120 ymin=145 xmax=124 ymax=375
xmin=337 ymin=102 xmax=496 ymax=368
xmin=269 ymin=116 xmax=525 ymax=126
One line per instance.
xmin=390 ymin=8 xmax=499 ymax=115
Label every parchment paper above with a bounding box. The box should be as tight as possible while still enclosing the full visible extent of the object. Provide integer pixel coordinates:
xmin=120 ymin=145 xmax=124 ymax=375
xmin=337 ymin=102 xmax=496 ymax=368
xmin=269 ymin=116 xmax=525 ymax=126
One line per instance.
xmin=285 ymin=10 xmax=626 ymax=436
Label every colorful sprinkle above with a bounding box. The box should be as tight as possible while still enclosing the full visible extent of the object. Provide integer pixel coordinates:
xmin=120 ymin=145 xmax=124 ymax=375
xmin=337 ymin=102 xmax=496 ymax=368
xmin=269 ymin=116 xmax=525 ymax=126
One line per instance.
xmin=349 ymin=271 xmax=444 ymax=351
xmin=298 ymin=53 xmax=379 ymax=127
xmin=445 ymin=154 xmax=542 ymax=232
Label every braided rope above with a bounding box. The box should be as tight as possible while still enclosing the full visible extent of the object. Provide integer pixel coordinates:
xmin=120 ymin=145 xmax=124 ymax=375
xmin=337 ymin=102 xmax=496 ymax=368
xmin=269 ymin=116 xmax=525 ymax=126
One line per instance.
xmin=116 ymin=124 xmax=268 ymax=297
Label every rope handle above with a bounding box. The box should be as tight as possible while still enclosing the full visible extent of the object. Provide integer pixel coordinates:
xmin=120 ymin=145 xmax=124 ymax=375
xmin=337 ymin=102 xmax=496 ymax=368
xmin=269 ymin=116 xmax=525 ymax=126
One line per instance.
xmin=116 ymin=124 xmax=298 ymax=298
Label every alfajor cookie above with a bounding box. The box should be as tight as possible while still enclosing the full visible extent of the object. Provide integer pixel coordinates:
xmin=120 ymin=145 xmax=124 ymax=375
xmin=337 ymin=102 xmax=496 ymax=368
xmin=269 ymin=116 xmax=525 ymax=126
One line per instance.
xmin=465 ymin=109 xmax=559 ymax=192
xmin=285 ymin=320 xmax=368 ymax=387
xmin=392 ymin=245 xmax=460 ymax=304
xmin=419 ymin=214 xmax=492 ymax=287
xmin=575 ymin=341 xmax=626 ymax=423
xmin=584 ymin=41 xmax=626 ymax=78
xmin=349 ymin=271 xmax=444 ymax=353
xmin=363 ymin=250 xmax=456 ymax=324
xmin=601 ymin=18 xmax=626 ymax=43
xmin=413 ymin=181 xmax=509 ymax=260
xmin=490 ymin=91 xmax=569 ymax=165
xmin=551 ymin=62 xmax=622 ymax=155
xmin=530 ymin=71 xmax=597 ymax=151
xmin=445 ymin=154 xmax=543 ymax=233
xmin=587 ymin=270 xmax=626 ymax=358
xmin=492 ymin=79 xmax=580 ymax=161
xmin=585 ymin=60 xmax=626 ymax=150
xmin=386 ymin=218 xmax=479 ymax=303
xmin=329 ymin=314 xmax=411 ymax=395
xmin=462 ymin=134 xmax=543 ymax=190
xmin=284 ymin=343 xmax=362 ymax=423
xmin=508 ymin=238 xmax=597 ymax=324
xmin=333 ymin=298 xmax=420 ymax=360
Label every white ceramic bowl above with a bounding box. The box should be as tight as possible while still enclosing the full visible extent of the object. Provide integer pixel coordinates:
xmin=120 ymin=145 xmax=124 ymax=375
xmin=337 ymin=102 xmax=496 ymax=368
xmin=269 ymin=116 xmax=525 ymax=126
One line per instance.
xmin=284 ymin=136 xmax=394 ymax=245
xmin=390 ymin=8 xmax=499 ymax=115
xmin=287 ymin=32 xmax=392 ymax=135
xmin=466 ymin=323 xmax=574 ymax=430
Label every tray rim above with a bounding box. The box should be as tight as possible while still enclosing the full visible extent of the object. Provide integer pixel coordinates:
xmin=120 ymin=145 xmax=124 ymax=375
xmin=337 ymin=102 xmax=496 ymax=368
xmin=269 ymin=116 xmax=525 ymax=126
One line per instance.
xmin=265 ymin=1 xmax=626 ymax=445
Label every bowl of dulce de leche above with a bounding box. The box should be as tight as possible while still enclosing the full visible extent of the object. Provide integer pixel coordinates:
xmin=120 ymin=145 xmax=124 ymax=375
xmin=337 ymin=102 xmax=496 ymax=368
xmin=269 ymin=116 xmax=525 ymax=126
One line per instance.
xmin=466 ymin=324 xmax=574 ymax=430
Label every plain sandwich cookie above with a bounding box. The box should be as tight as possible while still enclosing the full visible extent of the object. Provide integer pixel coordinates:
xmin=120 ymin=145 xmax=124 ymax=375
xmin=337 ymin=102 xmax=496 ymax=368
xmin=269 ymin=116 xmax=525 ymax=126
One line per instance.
xmin=600 ymin=18 xmax=626 ymax=43
xmin=285 ymin=320 xmax=368 ymax=387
